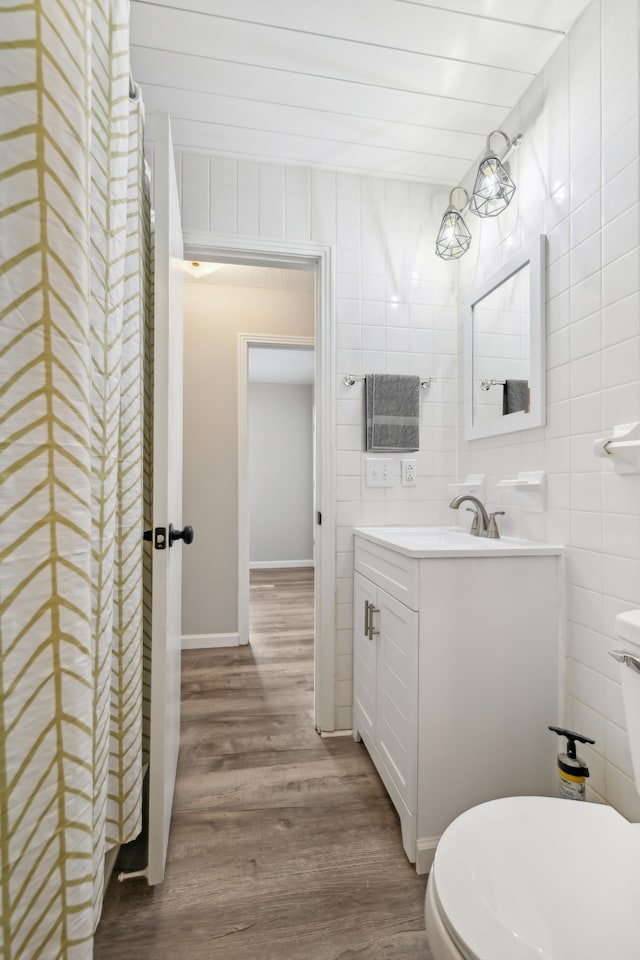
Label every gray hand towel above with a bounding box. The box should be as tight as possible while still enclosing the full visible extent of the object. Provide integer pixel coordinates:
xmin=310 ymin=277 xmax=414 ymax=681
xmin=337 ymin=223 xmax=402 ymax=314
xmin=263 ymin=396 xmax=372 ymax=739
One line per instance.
xmin=366 ymin=374 xmax=420 ymax=451
xmin=502 ymin=379 xmax=530 ymax=415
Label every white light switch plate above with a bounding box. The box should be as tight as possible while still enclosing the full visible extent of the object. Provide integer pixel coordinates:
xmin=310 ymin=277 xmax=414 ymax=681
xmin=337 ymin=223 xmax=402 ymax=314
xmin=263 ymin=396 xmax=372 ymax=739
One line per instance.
xmin=365 ymin=457 xmax=394 ymax=487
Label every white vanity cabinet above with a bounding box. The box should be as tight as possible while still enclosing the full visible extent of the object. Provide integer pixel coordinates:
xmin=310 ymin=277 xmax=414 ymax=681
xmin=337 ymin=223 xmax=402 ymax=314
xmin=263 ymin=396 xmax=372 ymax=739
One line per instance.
xmin=353 ymin=527 xmax=564 ymax=874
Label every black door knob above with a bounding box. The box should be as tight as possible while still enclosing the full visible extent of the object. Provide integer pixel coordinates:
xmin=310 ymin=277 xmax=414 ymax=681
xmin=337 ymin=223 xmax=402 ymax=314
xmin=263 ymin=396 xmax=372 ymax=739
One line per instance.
xmin=169 ymin=523 xmax=194 ymax=546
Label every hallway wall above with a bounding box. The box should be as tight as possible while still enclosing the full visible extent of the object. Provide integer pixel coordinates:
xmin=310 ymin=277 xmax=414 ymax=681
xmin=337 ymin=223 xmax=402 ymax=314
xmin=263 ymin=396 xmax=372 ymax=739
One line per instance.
xmin=249 ymin=381 xmax=314 ymax=566
xmin=182 ymin=281 xmax=314 ymax=639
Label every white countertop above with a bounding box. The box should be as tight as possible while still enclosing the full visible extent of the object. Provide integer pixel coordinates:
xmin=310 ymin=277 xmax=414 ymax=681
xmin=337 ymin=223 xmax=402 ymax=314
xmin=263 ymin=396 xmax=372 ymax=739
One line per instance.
xmin=354 ymin=526 xmax=564 ymax=558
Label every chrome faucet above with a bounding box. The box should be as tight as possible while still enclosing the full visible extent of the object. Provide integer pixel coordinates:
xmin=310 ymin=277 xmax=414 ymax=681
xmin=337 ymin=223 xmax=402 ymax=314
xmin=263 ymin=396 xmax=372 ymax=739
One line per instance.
xmin=448 ymin=494 xmax=491 ymax=537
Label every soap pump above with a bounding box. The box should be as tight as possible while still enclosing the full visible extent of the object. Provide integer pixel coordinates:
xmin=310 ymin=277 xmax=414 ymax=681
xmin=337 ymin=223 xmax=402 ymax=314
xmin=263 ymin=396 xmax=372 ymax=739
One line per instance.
xmin=549 ymin=726 xmax=595 ymax=801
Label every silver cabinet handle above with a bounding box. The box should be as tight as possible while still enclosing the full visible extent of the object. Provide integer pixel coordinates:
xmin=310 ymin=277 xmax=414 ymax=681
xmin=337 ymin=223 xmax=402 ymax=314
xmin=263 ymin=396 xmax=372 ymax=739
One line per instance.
xmin=609 ymin=650 xmax=640 ymax=675
xmin=363 ymin=599 xmax=380 ymax=640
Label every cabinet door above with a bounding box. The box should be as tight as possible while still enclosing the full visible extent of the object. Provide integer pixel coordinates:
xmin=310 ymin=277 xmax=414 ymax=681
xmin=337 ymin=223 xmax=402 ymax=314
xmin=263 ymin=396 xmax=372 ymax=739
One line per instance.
xmin=353 ymin=572 xmax=377 ymax=741
xmin=375 ymin=590 xmax=418 ymax=808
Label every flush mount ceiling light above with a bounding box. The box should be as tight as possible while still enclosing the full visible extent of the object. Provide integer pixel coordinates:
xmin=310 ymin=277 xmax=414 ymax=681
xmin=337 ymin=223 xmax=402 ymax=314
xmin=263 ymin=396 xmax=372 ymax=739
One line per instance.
xmin=435 ymin=187 xmax=471 ymax=260
xmin=469 ymin=130 xmax=517 ymax=218
xmin=182 ymin=260 xmax=220 ymax=279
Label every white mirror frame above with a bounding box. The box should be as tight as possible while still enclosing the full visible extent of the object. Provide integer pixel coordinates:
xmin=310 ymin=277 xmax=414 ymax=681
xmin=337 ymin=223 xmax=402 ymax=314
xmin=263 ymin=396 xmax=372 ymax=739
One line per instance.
xmin=464 ymin=234 xmax=546 ymax=441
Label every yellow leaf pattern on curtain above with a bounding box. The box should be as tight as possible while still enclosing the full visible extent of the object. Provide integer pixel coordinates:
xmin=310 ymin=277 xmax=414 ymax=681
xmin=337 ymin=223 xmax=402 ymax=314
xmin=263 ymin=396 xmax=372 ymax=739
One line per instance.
xmin=141 ymin=177 xmax=154 ymax=771
xmin=0 ymin=0 xmax=151 ymax=954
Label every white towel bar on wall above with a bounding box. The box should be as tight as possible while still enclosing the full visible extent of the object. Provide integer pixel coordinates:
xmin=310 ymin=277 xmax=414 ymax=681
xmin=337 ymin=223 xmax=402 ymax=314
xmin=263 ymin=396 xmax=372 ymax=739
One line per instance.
xmin=594 ymin=422 xmax=640 ymax=474
xmin=343 ymin=374 xmax=435 ymax=388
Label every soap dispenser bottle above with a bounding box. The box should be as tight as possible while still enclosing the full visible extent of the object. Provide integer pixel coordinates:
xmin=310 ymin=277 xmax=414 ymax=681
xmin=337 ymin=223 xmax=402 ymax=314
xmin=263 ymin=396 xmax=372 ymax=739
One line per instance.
xmin=548 ymin=726 xmax=595 ymax=801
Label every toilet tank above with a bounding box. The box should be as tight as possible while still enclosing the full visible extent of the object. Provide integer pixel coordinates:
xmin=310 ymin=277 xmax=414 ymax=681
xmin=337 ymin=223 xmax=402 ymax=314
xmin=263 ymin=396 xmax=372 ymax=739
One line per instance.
xmin=614 ymin=610 xmax=640 ymax=793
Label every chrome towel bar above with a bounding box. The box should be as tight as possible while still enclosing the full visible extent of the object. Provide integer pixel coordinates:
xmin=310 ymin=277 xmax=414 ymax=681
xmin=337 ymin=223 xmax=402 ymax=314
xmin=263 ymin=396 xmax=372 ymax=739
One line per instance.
xmin=344 ymin=374 xmax=434 ymax=388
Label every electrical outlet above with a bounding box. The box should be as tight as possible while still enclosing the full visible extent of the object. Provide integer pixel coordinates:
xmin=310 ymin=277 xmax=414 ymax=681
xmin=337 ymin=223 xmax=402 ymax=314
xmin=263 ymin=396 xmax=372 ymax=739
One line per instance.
xmin=401 ymin=458 xmax=417 ymax=486
xmin=365 ymin=457 xmax=394 ymax=488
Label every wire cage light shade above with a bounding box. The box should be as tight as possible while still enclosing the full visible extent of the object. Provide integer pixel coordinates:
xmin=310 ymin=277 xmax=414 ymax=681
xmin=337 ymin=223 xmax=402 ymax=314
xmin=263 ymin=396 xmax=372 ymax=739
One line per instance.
xmin=469 ymin=130 xmax=516 ymax=218
xmin=435 ymin=187 xmax=471 ymax=260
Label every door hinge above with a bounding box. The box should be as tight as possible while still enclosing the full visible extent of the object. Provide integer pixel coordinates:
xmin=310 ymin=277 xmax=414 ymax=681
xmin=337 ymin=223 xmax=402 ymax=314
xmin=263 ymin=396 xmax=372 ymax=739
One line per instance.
xmin=317 ymin=511 xmax=322 ymax=525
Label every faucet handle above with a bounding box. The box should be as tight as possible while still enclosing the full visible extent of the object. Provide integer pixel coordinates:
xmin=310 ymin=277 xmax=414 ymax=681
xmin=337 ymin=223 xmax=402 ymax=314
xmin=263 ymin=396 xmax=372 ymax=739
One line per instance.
xmin=487 ymin=511 xmax=505 ymax=539
xmin=465 ymin=507 xmax=480 ymax=536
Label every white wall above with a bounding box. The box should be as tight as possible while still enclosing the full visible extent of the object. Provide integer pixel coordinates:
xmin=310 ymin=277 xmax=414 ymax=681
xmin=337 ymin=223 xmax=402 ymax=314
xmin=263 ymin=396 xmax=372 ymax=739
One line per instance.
xmin=249 ymin=382 xmax=314 ymax=565
xmin=457 ymin=0 xmax=640 ymax=820
xmin=182 ymin=281 xmax=314 ymax=639
xmin=173 ymin=153 xmax=458 ymax=728
xmin=170 ymin=0 xmax=640 ymax=776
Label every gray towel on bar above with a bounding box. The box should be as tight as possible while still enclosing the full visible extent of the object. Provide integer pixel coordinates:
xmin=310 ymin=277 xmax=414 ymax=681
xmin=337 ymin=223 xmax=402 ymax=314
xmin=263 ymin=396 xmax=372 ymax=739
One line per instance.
xmin=502 ymin=379 xmax=530 ymax=415
xmin=366 ymin=374 xmax=420 ymax=451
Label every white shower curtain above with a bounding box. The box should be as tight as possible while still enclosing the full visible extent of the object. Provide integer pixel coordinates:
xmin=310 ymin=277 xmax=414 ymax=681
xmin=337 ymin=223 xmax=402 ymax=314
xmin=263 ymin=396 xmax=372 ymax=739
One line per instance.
xmin=1 ymin=1 xmax=151 ymax=955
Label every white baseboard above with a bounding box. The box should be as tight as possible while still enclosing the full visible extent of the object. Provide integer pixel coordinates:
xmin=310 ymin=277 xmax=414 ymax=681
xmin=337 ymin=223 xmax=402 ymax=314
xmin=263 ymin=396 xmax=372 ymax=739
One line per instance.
xmin=182 ymin=633 xmax=240 ymax=650
xmin=249 ymin=560 xmax=314 ymax=569
xmin=416 ymin=837 xmax=438 ymax=875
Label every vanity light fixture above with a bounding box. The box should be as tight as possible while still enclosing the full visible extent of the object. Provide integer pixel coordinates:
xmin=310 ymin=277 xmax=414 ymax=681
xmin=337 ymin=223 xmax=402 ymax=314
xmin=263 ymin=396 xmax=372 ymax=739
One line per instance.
xmin=469 ymin=130 xmax=517 ymax=218
xmin=435 ymin=187 xmax=471 ymax=260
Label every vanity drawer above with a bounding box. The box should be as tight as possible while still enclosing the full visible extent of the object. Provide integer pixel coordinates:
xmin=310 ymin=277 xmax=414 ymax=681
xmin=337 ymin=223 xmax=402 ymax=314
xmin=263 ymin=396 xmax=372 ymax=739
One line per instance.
xmin=354 ymin=535 xmax=419 ymax=611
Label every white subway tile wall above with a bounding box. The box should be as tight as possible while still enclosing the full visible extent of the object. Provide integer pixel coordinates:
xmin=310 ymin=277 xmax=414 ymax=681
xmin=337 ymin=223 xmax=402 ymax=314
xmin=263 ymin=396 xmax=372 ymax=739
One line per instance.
xmin=169 ymin=0 xmax=640 ymax=820
xmin=174 ymin=150 xmax=458 ymax=733
xmin=457 ymin=0 xmax=640 ymax=819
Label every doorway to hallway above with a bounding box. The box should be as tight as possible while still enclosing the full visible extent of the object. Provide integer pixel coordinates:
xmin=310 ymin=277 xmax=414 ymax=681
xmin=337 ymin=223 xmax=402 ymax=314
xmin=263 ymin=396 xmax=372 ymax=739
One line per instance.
xmin=183 ymin=234 xmax=336 ymax=733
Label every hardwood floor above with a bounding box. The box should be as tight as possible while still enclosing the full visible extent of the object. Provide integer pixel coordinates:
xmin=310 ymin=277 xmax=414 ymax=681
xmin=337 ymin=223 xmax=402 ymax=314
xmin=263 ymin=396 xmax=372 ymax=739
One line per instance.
xmin=95 ymin=567 xmax=430 ymax=959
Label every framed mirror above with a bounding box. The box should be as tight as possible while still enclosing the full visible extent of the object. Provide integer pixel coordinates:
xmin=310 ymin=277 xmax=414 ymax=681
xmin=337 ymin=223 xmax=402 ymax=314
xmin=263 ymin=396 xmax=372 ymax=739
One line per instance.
xmin=464 ymin=235 xmax=546 ymax=441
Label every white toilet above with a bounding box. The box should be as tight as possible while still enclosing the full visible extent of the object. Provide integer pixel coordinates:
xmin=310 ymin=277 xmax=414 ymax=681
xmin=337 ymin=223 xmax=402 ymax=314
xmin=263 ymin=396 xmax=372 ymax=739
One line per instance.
xmin=425 ymin=609 xmax=640 ymax=960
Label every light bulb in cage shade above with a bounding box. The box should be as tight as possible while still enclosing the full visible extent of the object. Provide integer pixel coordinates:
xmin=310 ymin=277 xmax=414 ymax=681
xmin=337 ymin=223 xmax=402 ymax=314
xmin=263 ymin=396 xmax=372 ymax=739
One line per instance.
xmin=470 ymin=130 xmax=516 ymax=218
xmin=435 ymin=187 xmax=471 ymax=260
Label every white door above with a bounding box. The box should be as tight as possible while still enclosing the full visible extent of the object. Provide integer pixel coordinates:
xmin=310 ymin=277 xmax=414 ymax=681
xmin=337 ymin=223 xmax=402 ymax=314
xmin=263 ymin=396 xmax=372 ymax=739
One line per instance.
xmin=147 ymin=114 xmax=186 ymax=885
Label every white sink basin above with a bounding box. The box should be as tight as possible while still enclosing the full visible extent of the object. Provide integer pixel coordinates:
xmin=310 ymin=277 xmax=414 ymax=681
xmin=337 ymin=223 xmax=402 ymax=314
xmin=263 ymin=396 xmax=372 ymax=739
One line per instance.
xmin=354 ymin=526 xmax=564 ymax=558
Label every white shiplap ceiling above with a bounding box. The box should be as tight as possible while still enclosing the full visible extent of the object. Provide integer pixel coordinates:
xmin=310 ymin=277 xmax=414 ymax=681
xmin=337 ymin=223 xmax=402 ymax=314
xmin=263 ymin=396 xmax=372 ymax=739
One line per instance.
xmin=130 ymin=0 xmax=592 ymax=184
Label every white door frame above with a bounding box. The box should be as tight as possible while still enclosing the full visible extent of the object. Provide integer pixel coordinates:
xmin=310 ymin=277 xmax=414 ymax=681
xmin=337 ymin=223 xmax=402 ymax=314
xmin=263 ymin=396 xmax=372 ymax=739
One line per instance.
xmin=182 ymin=231 xmax=336 ymax=733
xmin=239 ymin=333 xmax=315 ymax=637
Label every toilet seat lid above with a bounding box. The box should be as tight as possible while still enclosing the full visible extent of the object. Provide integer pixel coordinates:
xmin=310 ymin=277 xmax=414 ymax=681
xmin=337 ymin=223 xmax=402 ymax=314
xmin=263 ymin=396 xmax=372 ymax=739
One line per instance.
xmin=432 ymin=796 xmax=640 ymax=960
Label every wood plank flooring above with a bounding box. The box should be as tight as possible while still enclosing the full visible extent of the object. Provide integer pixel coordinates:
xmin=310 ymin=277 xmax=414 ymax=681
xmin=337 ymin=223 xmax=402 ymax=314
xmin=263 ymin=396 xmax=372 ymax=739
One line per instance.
xmin=95 ymin=568 xmax=430 ymax=959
